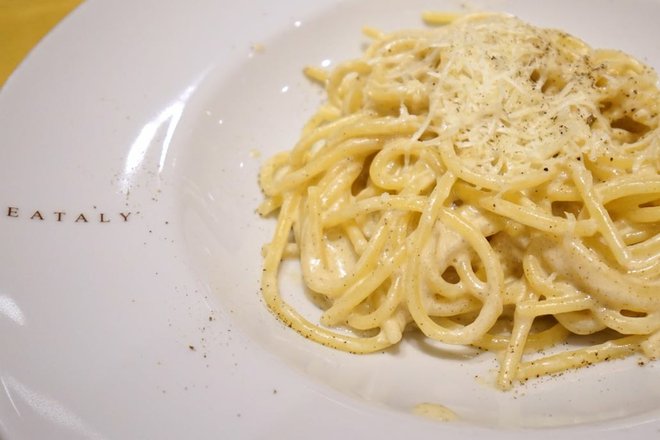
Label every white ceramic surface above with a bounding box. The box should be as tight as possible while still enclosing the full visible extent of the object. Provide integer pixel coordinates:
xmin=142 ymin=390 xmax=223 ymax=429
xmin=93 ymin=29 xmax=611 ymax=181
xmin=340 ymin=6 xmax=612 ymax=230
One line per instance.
xmin=1 ymin=0 xmax=659 ymax=438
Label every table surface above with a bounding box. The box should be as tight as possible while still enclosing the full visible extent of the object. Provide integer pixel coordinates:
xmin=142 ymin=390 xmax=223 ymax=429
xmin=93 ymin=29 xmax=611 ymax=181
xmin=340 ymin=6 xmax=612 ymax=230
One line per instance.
xmin=0 ymin=0 xmax=83 ymax=86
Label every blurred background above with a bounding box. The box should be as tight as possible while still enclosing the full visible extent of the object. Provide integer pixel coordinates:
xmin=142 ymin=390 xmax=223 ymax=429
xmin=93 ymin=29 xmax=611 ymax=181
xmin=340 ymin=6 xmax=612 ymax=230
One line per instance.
xmin=1 ymin=0 xmax=83 ymax=86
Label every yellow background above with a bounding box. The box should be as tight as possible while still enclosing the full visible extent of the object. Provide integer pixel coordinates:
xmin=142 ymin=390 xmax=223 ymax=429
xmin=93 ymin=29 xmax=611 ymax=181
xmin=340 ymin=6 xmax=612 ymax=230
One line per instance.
xmin=0 ymin=0 xmax=83 ymax=86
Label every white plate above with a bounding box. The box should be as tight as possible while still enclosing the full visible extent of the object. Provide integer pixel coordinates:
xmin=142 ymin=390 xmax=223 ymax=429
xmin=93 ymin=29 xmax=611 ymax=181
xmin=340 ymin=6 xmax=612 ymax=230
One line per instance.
xmin=1 ymin=0 xmax=659 ymax=438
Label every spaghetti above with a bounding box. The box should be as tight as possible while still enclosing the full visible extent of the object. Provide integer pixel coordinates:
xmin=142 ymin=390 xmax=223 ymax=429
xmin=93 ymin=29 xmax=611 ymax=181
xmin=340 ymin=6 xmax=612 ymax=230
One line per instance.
xmin=258 ymin=13 xmax=660 ymax=390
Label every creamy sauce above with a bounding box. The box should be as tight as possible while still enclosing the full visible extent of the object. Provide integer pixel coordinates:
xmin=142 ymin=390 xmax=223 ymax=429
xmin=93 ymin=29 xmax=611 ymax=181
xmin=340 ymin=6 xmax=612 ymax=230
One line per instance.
xmin=413 ymin=402 xmax=458 ymax=422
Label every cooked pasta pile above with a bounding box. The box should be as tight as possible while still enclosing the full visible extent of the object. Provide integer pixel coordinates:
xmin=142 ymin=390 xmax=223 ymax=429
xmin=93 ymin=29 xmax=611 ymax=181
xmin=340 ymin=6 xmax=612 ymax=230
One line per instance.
xmin=257 ymin=12 xmax=660 ymax=389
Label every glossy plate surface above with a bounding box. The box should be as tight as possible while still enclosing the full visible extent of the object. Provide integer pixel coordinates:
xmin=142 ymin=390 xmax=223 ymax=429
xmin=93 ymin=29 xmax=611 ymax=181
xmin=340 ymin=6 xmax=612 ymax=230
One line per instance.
xmin=1 ymin=0 xmax=659 ymax=438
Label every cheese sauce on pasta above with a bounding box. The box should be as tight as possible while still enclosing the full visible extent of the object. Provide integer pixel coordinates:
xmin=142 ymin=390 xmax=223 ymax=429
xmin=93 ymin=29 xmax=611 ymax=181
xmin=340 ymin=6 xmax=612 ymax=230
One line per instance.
xmin=258 ymin=13 xmax=660 ymax=390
